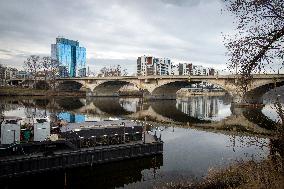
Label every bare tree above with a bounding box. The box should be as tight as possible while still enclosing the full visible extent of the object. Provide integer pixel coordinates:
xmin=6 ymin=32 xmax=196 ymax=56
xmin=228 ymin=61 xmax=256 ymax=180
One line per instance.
xmin=41 ymin=56 xmax=59 ymax=90
xmin=0 ymin=63 xmax=5 ymax=86
xmin=224 ymin=0 xmax=284 ymax=90
xmin=41 ymin=57 xmax=50 ymax=90
xmin=99 ymin=66 xmax=109 ymax=77
xmin=98 ymin=65 xmax=126 ymax=77
xmin=24 ymin=55 xmax=41 ymax=88
xmin=225 ymin=1 xmax=284 ymax=170
xmin=123 ymin=68 xmax=128 ymax=76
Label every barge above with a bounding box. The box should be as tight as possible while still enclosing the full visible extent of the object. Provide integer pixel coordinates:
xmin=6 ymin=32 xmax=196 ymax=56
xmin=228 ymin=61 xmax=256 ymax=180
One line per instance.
xmin=0 ymin=117 xmax=163 ymax=179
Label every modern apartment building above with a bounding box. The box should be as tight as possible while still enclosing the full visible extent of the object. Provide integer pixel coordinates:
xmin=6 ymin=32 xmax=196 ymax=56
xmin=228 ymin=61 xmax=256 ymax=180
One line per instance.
xmin=51 ymin=37 xmax=86 ymax=77
xmin=171 ymin=64 xmax=179 ymax=75
xmin=178 ymin=63 xmax=193 ymax=75
xmin=192 ymin=65 xmax=215 ymax=76
xmin=0 ymin=67 xmax=18 ymax=80
xmin=174 ymin=63 xmax=215 ymax=76
xmin=137 ymin=56 xmax=215 ymax=76
xmin=137 ymin=55 xmax=172 ymax=76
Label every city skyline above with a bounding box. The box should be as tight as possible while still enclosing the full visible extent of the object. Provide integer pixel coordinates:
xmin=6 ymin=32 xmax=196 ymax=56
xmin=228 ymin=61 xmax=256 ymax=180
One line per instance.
xmin=0 ymin=0 xmax=235 ymax=74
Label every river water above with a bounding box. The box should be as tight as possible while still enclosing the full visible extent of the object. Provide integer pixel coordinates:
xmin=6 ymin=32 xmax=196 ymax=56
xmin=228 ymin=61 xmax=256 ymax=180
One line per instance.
xmin=0 ymin=91 xmax=282 ymax=188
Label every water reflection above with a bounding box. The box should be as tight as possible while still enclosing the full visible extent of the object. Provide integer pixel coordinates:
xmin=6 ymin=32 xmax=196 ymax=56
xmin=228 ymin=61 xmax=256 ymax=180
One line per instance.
xmin=0 ymin=95 xmax=277 ymax=188
xmin=176 ymin=96 xmax=231 ymax=121
xmin=119 ymin=97 xmax=141 ymax=113
xmin=0 ymin=155 xmax=163 ymax=189
xmin=58 ymin=112 xmax=85 ymax=123
xmin=0 ymin=95 xmax=280 ymax=128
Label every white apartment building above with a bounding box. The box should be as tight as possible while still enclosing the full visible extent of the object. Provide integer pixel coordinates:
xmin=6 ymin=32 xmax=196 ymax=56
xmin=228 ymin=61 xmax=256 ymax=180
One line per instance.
xmin=137 ymin=55 xmax=172 ymax=76
xmin=137 ymin=56 xmax=215 ymax=76
xmin=171 ymin=64 xmax=179 ymax=75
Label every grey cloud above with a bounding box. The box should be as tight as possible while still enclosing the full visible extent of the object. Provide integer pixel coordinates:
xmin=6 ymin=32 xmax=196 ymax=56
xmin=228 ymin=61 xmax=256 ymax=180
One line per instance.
xmin=161 ymin=0 xmax=201 ymax=7
xmin=0 ymin=0 xmax=235 ymax=71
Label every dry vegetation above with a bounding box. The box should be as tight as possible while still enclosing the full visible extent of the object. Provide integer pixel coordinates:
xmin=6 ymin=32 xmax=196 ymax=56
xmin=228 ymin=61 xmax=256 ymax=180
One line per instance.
xmin=158 ymin=95 xmax=284 ymax=189
xmin=160 ymin=158 xmax=283 ymax=189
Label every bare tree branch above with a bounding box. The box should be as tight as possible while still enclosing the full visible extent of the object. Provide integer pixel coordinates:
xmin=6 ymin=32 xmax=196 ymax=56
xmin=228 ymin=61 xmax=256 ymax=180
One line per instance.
xmin=224 ymin=0 xmax=284 ymax=91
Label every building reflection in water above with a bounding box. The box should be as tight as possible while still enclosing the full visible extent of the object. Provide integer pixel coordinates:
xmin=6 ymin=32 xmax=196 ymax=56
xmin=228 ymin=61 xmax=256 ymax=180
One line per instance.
xmin=119 ymin=98 xmax=142 ymax=113
xmin=176 ymin=96 xmax=230 ymax=120
xmin=58 ymin=112 xmax=85 ymax=123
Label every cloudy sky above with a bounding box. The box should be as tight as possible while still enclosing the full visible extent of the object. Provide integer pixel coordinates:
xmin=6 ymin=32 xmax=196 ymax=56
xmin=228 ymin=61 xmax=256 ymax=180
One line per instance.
xmin=0 ymin=0 xmax=236 ymax=74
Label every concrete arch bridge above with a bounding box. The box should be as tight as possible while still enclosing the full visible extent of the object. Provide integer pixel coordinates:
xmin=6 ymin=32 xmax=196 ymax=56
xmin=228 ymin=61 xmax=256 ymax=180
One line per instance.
xmin=57 ymin=74 xmax=284 ymax=104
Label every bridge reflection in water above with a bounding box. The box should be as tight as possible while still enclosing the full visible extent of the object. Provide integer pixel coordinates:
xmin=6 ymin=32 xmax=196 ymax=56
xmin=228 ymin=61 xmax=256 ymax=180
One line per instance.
xmin=0 ymin=95 xmax=279 ymax=133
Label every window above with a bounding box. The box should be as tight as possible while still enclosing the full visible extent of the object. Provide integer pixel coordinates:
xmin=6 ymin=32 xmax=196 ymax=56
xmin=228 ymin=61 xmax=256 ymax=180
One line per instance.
xmin=5 ymin=120 xmax=18 ymax=124
xmin=36 ymin=119 xmax=47 ymax=123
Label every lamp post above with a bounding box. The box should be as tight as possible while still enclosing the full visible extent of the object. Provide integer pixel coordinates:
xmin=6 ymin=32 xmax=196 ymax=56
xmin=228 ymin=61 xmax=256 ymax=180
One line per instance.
xmin=143 ymin=121 xmax=145 ymax=144
xmin=122 ymin=122 xmax=125 ymax=143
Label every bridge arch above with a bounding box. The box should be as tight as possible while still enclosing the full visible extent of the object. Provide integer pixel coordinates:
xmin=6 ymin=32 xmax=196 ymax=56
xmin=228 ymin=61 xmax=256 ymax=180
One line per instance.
xmin=151 ymin=80 xmax=193 ymax=99
xmin=244 ymin=79 xmax=284 ymax=104
xmin=149 ymin=80 xmax=230 ymax=100
xmin=57 ymin=80 xmax=84 ymax=91
xmin=91 ymin=80 xmax=140 ymax=97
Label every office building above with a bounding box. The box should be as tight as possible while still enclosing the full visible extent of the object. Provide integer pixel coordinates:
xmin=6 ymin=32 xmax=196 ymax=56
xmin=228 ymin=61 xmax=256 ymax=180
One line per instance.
xmin=51 ymin=37 xmax=86 ymax=77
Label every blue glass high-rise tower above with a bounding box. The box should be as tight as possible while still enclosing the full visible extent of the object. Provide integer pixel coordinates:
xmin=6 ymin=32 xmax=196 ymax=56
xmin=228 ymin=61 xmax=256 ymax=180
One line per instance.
xmin=51 ymin=37 xmax=86 ymax=77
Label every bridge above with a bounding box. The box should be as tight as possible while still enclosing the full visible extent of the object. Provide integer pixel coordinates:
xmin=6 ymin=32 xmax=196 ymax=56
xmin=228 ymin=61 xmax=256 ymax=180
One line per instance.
xmin=7 ymin=74 xmax=284 ymax=104
xmin=57 ymin=74 xmax=284 ymax=104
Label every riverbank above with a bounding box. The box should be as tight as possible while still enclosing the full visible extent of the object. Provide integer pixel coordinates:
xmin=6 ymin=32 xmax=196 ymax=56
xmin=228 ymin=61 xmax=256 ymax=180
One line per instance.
xmin=137 ymin=118 xmax=274 ymax=137
xmin=161 ymin=158 xmax=283 ymax=189
xmin=0 ymin=87 xmax=85 ymax=97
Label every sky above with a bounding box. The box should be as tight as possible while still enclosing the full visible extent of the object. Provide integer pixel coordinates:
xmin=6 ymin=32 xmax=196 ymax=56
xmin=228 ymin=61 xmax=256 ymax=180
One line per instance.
xmin=0 ymin=0 xmax=236 ymax=75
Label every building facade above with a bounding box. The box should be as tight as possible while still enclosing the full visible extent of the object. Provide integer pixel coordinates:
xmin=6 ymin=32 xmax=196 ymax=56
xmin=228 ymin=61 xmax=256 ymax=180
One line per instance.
xmin=137 ymin=56 xmax=216 ymax=76
xmin=192 ymin=65 xmax=215 ymax=76
xmin=51 ymin=37 xmax=86 ymax=77
xmin=178 ymin=63 xmax=193 ymax=75
xmin=137 ymin=55 xmax=172 ymax=76
xmin=174 ymin=63 xmax=215 ymax=76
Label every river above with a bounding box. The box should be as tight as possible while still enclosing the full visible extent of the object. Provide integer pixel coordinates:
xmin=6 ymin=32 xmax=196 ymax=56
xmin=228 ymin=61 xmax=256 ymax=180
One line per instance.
xmin=0 ymin=90 xmax=282 ymax=188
